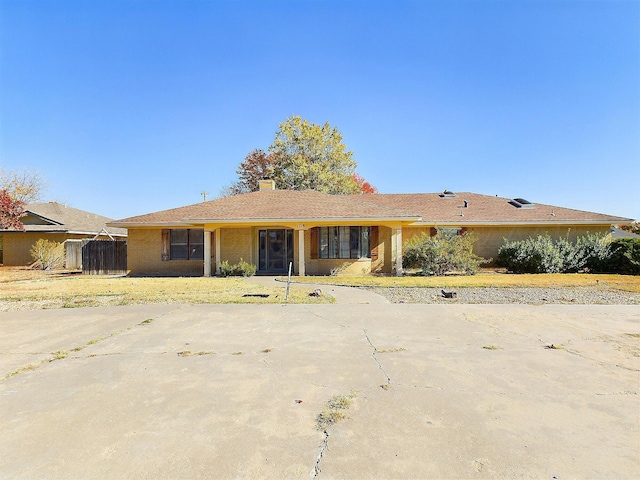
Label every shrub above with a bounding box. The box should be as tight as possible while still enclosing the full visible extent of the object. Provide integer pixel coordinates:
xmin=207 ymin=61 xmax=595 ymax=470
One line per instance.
xmin=497 ymin=233 xmax=628 ymax=274
xmin=403 ymin=229 xmax=486 ymax=276
xmin=219 ymin=258 xmax=256 ymax=277
xmin=579 ymin=233 xmax=613 ymax=273
xmin=593 ymin=238 xmax=640 ymax=275
xmin=30 ymin=238 xmax=65 ymax=270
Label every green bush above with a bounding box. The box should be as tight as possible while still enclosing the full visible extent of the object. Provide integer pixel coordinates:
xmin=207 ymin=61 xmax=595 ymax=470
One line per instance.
xmin=219 ymin=258 xmax=257 ymax=277
xmin=579 ymin=233 xmax=614 ymax=273
xmin=496 ymin=233 xmax=634 ymax=274
xmin=30 ymin=238 xmax=65 ymax=270
xmin=593 ymin=238 xmax=640 ymax=275
xmin=403 ymin=229 xmax=486 ymax=276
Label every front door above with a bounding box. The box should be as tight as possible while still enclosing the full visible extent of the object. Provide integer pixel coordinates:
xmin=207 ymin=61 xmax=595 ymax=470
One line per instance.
xmin=258 ymin=229 xmax=294 ymax=273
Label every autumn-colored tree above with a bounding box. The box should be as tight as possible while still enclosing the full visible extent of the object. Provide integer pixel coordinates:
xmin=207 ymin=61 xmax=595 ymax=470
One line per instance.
xmin=0 ymin=189 xmax=25 ymax=230
xmin=225 ymin=149 xmax=279 ymax=195
xmin=619 ymin=222 xmax=639 ymax=235
xmin=0 ymin=168 xmax=45 ymax=203
xmin=351 ymin=173 xmax=378 ymax=194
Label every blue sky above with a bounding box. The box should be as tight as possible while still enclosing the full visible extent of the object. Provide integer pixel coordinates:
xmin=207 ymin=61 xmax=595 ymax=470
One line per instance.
xmin=1 ymin=0 xmax=638 ymax=220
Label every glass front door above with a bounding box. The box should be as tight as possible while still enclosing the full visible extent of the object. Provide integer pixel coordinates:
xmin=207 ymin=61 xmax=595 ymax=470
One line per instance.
xmin=258 ymin=229 xmax=293 ymax=273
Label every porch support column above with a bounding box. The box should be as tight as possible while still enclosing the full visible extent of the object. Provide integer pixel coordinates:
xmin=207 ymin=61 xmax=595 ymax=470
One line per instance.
xmin=215 ymin=228 xmax=222 ymax=275
xmin=395 ymin=227 xmax=403 ymax=276
xmin=297 ymin=228 xmax=306 ymax=276
xmin=204 ymin=229 xmax=212 ymax=277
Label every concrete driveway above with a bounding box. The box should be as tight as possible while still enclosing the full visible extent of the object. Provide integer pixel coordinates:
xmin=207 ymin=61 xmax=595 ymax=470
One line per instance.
xmin=1 ymin=303 xmax=639 ymax=479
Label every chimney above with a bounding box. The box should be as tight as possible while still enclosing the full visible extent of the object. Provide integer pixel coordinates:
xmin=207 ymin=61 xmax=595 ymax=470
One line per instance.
xmin=259 ymin=179 xmax=276 ymax=191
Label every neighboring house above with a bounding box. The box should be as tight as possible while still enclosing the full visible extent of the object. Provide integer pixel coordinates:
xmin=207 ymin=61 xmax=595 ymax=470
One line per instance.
xmin=109 ymin=180 xmax=633 ymax=277
xmin=0 ymin=202 xmax=127 ymax=267
xmin=610 ymin=226 xmax=640 ymax=239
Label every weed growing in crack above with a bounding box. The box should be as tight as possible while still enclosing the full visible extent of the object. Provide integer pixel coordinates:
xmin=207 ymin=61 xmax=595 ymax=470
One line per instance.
xmin=232 ymin=351 xmax=244 ymax=355
xmin=327 ymin=392 xmax=356 ymax=410
xmin=316 ymin=392 xmax=357 ymax=431
xmin=139 ymin=318 xmax=154 ymax=325
xmin=261 ymin=348 xmax=273 ymax=353
xmin=380 ymin=384 xmax=391 ymax=390
xmin=482 ymin=345 xmax=501 ymax=350
xmin=317 ymin=409 xmax=347 ymax=429
xmin=3 ymin=364 xmax=39 ymax=380
xmin=50 ymin=350 xmax=69 ymax=360
xmin=177 ymin=350 xmax=214 ymax=357
xmin=377 ymin=347 xmax=406 ymax=353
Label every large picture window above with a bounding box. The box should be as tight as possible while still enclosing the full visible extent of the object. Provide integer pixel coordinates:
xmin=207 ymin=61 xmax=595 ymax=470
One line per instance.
xmin=170 ymin=229 xmax=204 ymax=260
xmin=318 ymin=226 xmax=370 ymax=259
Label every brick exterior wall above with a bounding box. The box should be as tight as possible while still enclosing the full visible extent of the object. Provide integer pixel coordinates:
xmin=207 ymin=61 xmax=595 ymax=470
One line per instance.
xmin=220 ymin=228 xmax=252 ymax=265
xmin=1 ymin=232 xmax=83 ymax=266
xmin=127 ymin=229 xmax=203 ymax=276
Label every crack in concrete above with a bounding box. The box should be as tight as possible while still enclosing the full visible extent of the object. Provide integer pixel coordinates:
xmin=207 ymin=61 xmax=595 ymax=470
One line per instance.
xmin=562 ymin=347 xmax=640 ymax=372
xmin=302 ymin=305 xmax=350 ymax=328
xmin=363 ymin=329 xmax=391 ymax=385
xmin=2 ymin=306 xmax=183 ymax=382
xmin=312 ymin=431 xmax=330 ymax=478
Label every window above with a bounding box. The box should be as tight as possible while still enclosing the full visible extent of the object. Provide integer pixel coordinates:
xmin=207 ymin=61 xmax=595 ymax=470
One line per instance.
xmin=170 ymin=229 xmax=204 ymax=260
xmin=317 ymin=226 xmax=370 ymax=259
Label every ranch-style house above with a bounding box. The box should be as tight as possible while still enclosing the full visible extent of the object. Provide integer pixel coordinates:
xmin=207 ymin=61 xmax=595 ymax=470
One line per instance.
xmin=108 ymin=180 xmax=632 ymax=277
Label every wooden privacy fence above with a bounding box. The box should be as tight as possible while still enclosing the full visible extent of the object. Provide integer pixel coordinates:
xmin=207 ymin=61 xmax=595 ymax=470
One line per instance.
xmin=64 ymin=240 xmax=83 ymax=269
xmin=82 ymin=240 xmax=127 ymax=275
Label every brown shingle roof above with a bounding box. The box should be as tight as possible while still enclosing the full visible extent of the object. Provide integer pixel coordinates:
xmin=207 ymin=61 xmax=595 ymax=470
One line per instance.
xmin=17 ymin=202 xmax=127 ymax=236
xmin=110 ymin=190 xmax=631 ymax=226
xmin=111 ymin=190 xmax=421 ymax=225
xmin=354 ymin=193 xmax=631 ymax=224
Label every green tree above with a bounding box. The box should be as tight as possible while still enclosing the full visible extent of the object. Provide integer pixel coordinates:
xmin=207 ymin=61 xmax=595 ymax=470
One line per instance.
xmin=225 ymin=116 xmax=375 ymax=196
xmin=268 ymin=115 xmax=359 ymax=194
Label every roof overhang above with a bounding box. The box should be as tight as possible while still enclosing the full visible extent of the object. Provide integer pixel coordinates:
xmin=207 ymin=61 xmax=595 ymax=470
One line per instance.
xmin=110 ymin=216 xmax=423 ymax=228
xmin=411 ymin=220 xmax=623 ymax=226
xmin=188 ymin=216 xmax=422 ymax=224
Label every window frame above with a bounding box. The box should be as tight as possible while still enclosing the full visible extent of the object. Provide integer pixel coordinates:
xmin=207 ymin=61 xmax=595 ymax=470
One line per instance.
xmin=169 ymin=228 xmax=204 ymax=261
xmin=317 ymin=226 xmax=371 ymax=260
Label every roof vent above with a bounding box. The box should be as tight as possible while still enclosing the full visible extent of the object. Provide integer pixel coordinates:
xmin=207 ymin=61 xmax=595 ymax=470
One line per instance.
xmin=439 ymin=190 xmax=456 ymax=198
xmin=510 ymin=198 xmax=535 ymax=209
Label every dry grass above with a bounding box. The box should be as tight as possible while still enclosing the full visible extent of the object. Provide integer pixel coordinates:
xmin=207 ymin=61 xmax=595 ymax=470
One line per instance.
xmin=282 ymin=271 xmax=640 ymax=293
xmin=316 ymin=392 xmax=357 ymax=431
xmin=0 ymin=267 xmax=333 ymax=310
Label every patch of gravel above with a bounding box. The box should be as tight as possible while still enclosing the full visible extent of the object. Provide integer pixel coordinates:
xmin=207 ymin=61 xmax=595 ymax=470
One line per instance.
xmin=366 ymin=286 xmax=640 ymax=305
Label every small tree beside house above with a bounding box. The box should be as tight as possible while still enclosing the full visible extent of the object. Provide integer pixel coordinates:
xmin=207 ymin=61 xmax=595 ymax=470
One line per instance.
xmin=30 ymin=239 xmax=65 ymax=270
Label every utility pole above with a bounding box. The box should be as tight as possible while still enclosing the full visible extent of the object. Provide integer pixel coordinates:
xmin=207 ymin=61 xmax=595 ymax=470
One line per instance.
xmin=201 ymin=191 xmax=208 ymax=202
